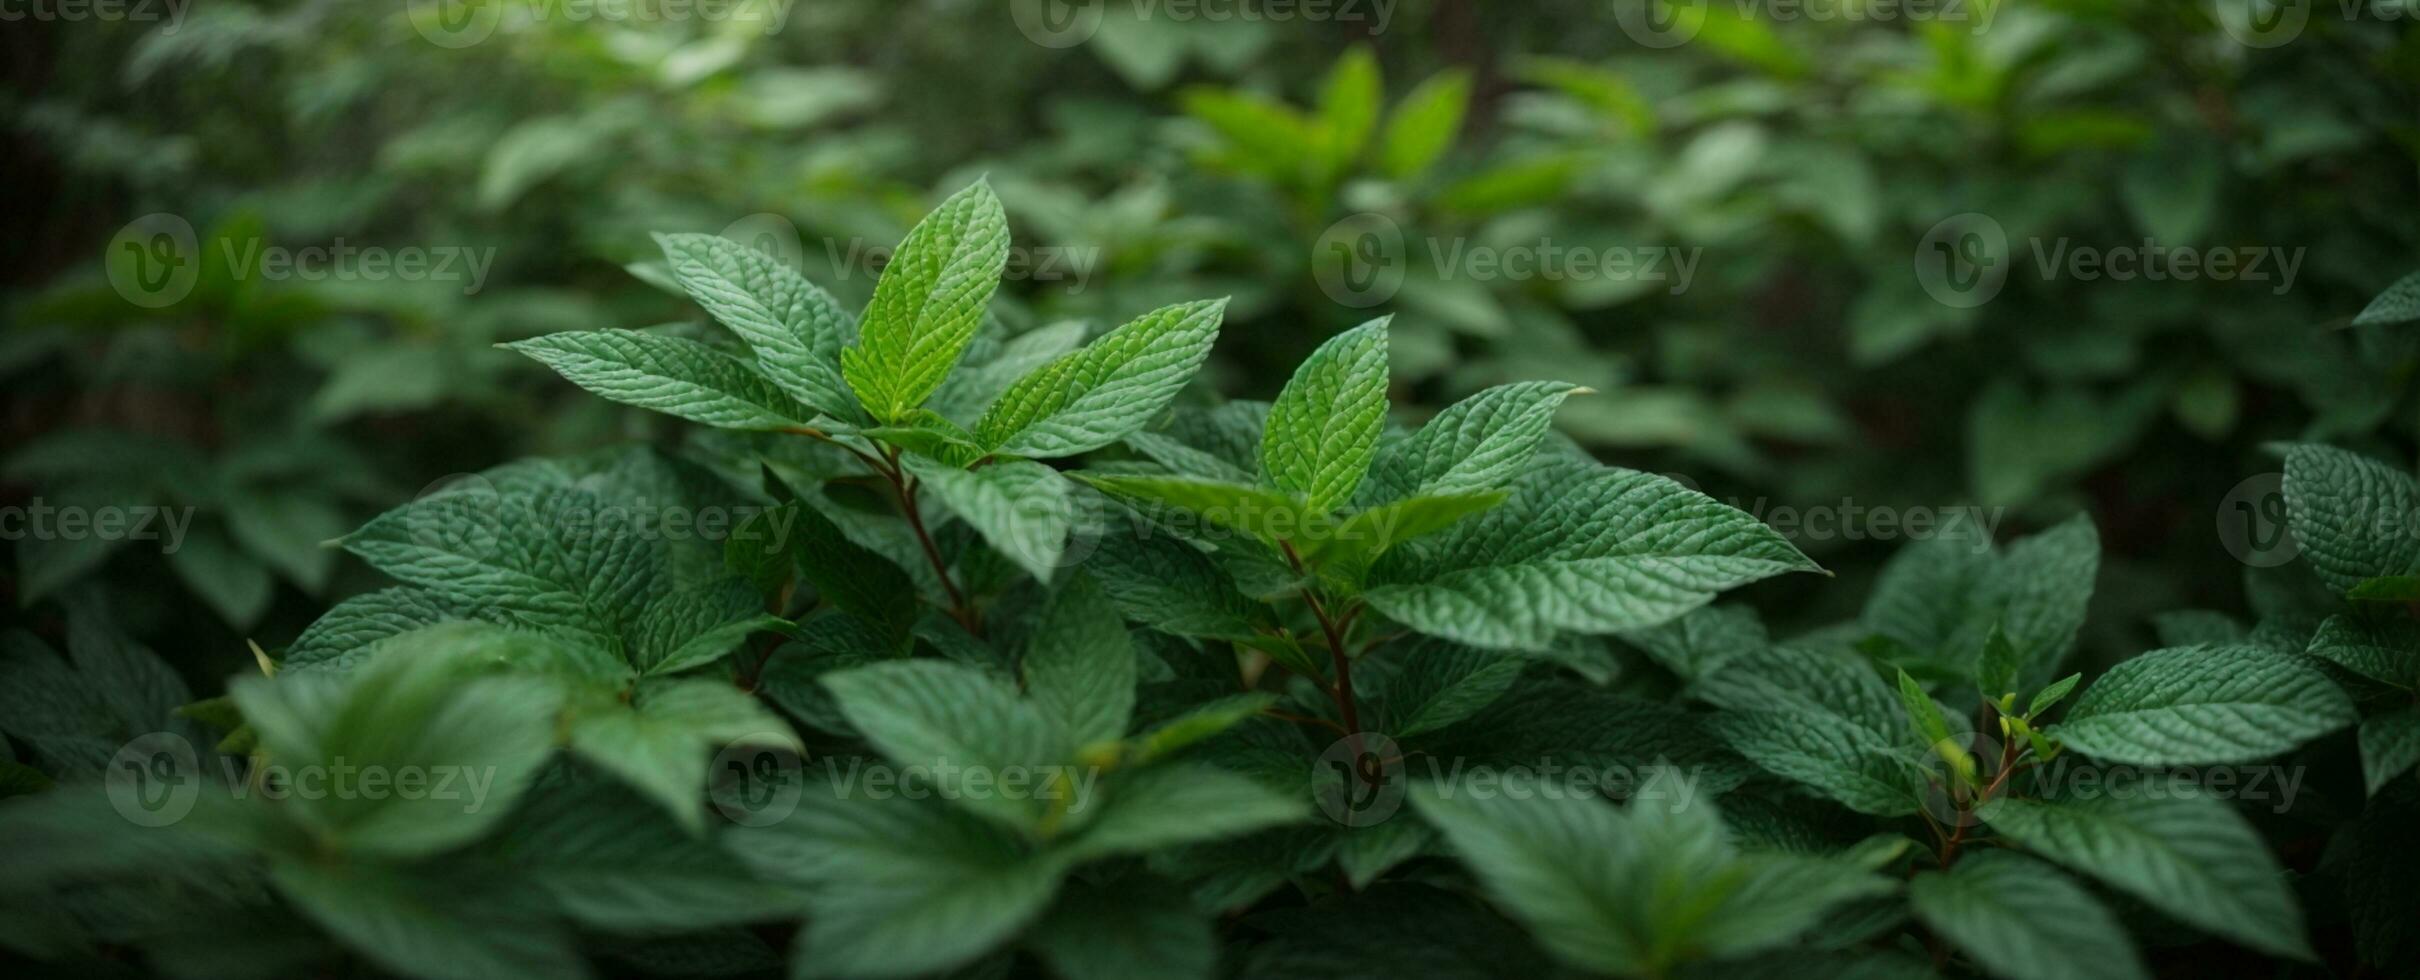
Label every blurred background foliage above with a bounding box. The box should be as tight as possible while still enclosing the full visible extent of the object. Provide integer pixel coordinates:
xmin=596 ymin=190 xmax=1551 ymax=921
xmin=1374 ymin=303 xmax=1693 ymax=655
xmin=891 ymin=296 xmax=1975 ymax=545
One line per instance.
xmin=4 ymin=0 xmax=2416 ymax=683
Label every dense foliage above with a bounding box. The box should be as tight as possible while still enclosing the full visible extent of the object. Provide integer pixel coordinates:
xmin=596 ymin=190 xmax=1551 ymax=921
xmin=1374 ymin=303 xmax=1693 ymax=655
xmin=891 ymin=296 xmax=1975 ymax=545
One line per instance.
xmin=4 ymin=4 xmax=2419 ymax=979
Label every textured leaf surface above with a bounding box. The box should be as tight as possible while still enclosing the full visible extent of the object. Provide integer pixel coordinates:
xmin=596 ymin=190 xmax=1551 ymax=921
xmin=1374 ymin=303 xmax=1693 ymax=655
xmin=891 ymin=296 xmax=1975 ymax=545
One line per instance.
xmin=905 ymin=456 xmax=1072 ymax=583
xmin=1260 ymin=318 xmax=1390 ymax=514
xmin=2360 ymin=707 xmax=2420 ymax=796
xmin=822 ymin=660 xmax=1069 ymax=829
xmin=1909 ymin=851 xmax=2148 ymax=980
xmin=1362 ymin=381 xmax=1581 ymax=502
xmin=1365 ymin=468 xmax=1817 ymax=649
xmin=976 ymin=299 xmax=1225 ymax=458
xmin=842 ymin=181 xmax=1012 ymax=421
xmin=1021 ymin=575 xmax=1137 ymax=747
xmin=654 ymin=232 xmax=857 ymax=421
xmin=506 ymin=330 xmax=814 ymax=430
xmin=2283 ymin=444 xmax=2420 ymax=594
xmin=2053 ymin=645 xmax=2354 ymax=765
xmin=1978 ymin=789 xmax=2312 ymax=958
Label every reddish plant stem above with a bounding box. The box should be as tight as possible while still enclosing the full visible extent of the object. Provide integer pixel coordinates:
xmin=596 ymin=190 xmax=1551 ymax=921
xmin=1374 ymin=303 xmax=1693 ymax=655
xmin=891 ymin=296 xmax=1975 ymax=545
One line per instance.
xmin=1278 ymin=540 xmax=1363 ymax=740
xmin=782 ymin=427 xmax=980 ymax=636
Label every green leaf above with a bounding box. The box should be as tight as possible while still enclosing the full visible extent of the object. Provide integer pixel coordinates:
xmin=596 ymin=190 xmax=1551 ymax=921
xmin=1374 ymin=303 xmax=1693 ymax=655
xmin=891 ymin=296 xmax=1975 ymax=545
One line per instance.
xmin=1364 ymin=381 xmax=1583 ymax=502
xmin=1298 ymin=491 xmax=1508 ymax=574
xmin=2282 ymin=444 xmax=2420 ymax=594
xmin=822 ymin=659 xmax=1070 ymax=829
xmin=1978 ymin=787 xmax=2313 ymax=959
xmin=734 ymin=784 xmax=1068 ymax=979
xmin=1132 ymin=693 xmax=1277 ymax=762
xmin=1983 ymin=515 xmax=2100 ymax=685
xmin=2361 ymin=707 xmax=2420 ymax=796
xmin=2028 ymin=672 xmax=2081 ymax=717
xmin=1260 ymin=318 xmax=1390 ymax=514
xmin=505 ymin=329 xmax=816 ymax=430
xmin=1710 ymin=708 xmax=1928 ymax=816
xmin=566 ymin=676 xmax=799 ymax=832
xmin=1383 ymin=639 xmax=1528 ymax=737
xmin=776 ymin=501 xmax=922 ymax=641
xmin=1316 ymin=46 xmax=1382 ymax=176
xmin=165 ymin=524 xmax=274 ymax=628
xmin=975 ymin=298 xmax=1226 ymax=458
xmin=842 ymin=180 xmax=1012 ymax=422
xmin=1027 ymin=877 xmax=1214 ymax=980
xmin=903 ymin=456 xmax=1073 ymax=583
xmin=270 ymin=862 xmax=580 ymax=980
xmin=2052 ymin=645 xmax=2354 ymax=765
xmin=1074 ymin=473 xmax=1308 ymax=549
xmin=2351 ymin=270 xmax=2420 ymax=327
xmin=2305 ymin=614 xmax=2420 ymax=689
xmin=863 ymin=408 xmax=984 ymax=464
xmin=1022 ymin=575 xmax=1138 ymax=747
xmin=229 ymin=625 xmax=564 ymax=858
xmin=1086 ymin=522 xmax=1266 ymax=641
xmin=1365 ymin=469 xmax=1818 ymax=650
xmin=653 ymin=232 xmax=858 ymax=422
xmin=1896 ymin=669 xmax=1972 ymax=786
xmin=1062 ymin=763 xmax=1307 ymax=861
xmin=1619 ymin=603 xmax=1767 ymax=684
xmin=1908 ymin=851 xmax=2149 ymax=980
xmin=1411 ymin=775 xmax=1892 ymax=976
xmin=487 ymin=771 xmax=800 ymax=932
xmin=1380 ymin=69 xmax=1471 ymax=180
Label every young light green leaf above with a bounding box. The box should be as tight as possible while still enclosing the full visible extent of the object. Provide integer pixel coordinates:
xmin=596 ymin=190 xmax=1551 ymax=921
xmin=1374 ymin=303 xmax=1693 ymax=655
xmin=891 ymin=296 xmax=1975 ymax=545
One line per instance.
xmin=1260 ymin=318 xmax=1390 ymax=514
xmin=1297 ymin=490 xmax=1507 ymax=573
xmin=1380 ymin=69 xmax=1472 ymax=180
xmin=1316 ymin=46 xmax=1382 ymax=176
xmin=2051 ymin=645 xmax=2354 ymax=765
xmin=653 ymin=232 xmax=858 ymax=421
xmin=2027 ymin=672 xmax=2081 ymax=717
xmin=506 ymin=329 xmax=815 ymax=430
xmin=842 ymin=180 xmax=1012 ymax=422
xmin=1978 ymin=787 xmax=2313 ymax=959
xmin=975 ymin=299 xmax=1226 ymax=458
xmin=1908 ymin=851 xmax=2149 ymax=980
xmin=1074 ymin=473 xmax=1308 ymax=549
xmin=1364 ymin=381 xmax=1583 ymax=503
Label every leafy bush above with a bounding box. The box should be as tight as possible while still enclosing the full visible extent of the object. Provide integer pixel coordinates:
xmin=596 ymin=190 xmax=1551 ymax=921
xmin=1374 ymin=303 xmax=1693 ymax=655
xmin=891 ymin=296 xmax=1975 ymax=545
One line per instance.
xmin=5 ymin=180 xmax=2417 ymax=980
